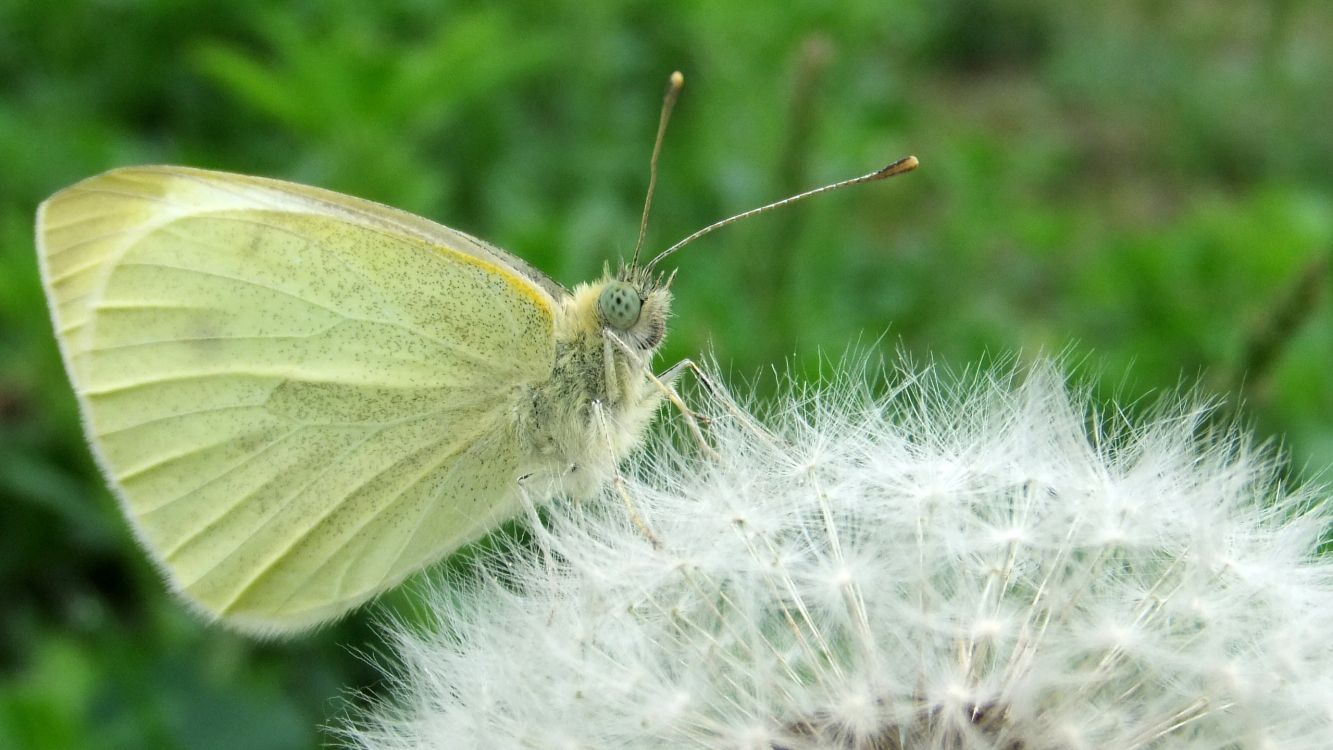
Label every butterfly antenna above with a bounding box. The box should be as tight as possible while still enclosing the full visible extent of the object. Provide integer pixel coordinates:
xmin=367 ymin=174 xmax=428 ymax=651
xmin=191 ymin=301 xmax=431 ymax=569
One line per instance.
xmin=645 ymin=155 xmax=919 ymax=274
xmin=630 ymin=71 xmax=685 ymax=271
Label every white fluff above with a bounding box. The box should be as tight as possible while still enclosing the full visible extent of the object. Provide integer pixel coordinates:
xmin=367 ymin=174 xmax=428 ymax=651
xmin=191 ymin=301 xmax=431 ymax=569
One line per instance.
xmin=345 ymin=359 xmax=1333 ymax=749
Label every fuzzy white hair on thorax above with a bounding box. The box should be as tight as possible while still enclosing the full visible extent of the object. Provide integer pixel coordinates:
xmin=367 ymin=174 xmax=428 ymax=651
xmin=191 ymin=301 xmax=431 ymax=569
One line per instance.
xmin=345 ymin=358 xmax=1333 ymax=750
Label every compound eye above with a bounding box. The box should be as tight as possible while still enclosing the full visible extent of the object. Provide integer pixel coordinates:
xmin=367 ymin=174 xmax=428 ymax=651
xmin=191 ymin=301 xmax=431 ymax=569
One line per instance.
xmin=597 ymin=281 xmax=642 ymax=330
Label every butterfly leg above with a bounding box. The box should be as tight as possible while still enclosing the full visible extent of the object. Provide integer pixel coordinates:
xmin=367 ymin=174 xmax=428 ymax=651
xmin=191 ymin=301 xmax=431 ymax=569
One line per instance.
xmin=601 ymin=336 xmax=623 ymax=404
xmin=514 ymin=474 xmax=566 ymax=588
xmin=590 ymin=401 xmax=662 ymax=550
xmin=659 ymin=358 xmax=782 ymax=450
xmin=605 ymin=332 xmax=718 ymax=460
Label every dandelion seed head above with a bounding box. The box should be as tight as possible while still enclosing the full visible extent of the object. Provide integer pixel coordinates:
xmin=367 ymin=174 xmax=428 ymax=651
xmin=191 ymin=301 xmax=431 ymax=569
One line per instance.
xmin=345 ymin=358 xmax=1333 ymax=750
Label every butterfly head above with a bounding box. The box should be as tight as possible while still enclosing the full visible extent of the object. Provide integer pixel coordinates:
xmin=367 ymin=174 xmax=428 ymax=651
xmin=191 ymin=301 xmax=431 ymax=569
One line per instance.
xmin=595 ymin=263 xmax=673 ymax=352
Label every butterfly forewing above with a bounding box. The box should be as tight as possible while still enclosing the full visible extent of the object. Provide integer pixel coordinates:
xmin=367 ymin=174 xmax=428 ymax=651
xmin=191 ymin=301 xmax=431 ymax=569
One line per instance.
xmin=38 ymin=167 xmax=560 ymax=634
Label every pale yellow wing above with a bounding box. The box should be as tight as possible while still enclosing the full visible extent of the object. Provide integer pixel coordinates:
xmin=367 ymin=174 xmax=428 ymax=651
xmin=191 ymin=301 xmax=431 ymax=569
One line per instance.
xmin=37 ymin=167 xmax=559 ymax=635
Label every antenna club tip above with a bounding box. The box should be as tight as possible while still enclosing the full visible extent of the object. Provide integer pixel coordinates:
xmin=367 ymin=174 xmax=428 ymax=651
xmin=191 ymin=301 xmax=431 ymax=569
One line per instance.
xmin=875 ymin=155 xmax=919 ymax=179
xmin=670 ymin=71 xmax=684 ymax=89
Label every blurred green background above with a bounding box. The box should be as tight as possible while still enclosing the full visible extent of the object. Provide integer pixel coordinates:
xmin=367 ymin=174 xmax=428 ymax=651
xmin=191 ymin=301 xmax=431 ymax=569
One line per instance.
xmin=2 ymin=1 xmax=1331 ymax=748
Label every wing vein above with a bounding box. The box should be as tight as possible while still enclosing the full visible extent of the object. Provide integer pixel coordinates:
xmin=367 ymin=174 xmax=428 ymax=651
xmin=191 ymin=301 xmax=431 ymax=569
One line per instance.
xmin=116 ymin=260 xmax=346 ymax=317
xmin=97 ymin=403 xmax=270 ymax=439
xmin=135 ymin=427 xmax=302 ymax=515
xmin=168 ymin=170 xmax=293 ymax=212
xmin=115 ymin=427 xmax=283 ymax=484
xmin=164 ymin=426 xmax=379 ymax=564
xmin=114 ymin=259 xmax=497 ymax=367
xmin=40 ymin=211 xmax=127 ymax=233
xmin=62 ymin=184 xmax=178 ymax=207
xmin=103 ymin=385 xmax=503 ymax=438
xmin=85 ymin=326 xmax=343 ymax=355
xmin=364 ymin=427 xmax=515 ymax=599
xmin=46 ymin=229 xmax=150 ymax=282
xmin=257 ymin=420 xmax=490 ymax=614
xmin=213 ymin=414 xmax=474 ymax=610
xmin=86 ymin=371 xmax=330 ymax=396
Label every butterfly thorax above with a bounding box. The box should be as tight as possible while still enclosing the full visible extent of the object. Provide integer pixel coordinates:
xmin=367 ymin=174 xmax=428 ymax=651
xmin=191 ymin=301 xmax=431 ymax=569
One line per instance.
xmin=516 ymin=272 xmax=672 ymax=500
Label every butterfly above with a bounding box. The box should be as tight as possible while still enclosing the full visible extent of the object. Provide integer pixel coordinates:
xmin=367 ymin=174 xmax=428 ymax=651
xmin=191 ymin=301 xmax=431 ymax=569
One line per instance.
xmin=36 ymin=71 xmax=917 ymax=635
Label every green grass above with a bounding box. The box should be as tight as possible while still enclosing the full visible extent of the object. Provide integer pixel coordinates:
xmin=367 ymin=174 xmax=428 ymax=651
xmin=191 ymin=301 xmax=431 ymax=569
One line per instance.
xmin=2 ymin=1 xmax=1331 ymax=747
